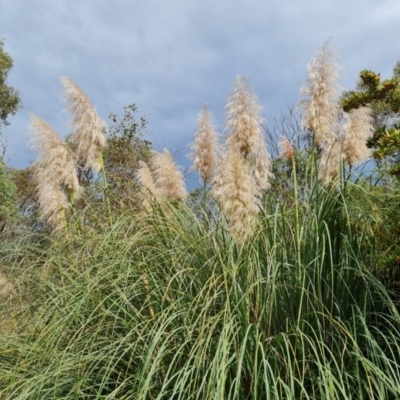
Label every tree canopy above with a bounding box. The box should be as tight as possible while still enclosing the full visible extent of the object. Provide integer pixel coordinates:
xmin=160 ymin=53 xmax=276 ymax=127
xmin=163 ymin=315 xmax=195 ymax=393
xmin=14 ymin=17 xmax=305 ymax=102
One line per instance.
xmin=0 ymin=39 xmax=21 ymax=131
xmin=341 ymin=63 xmax=400 ymax=177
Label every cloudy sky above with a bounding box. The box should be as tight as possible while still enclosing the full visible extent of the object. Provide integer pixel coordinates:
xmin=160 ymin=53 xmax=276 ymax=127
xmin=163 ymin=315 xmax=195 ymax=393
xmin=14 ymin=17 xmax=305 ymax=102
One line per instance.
xmin=1 ymin=0 xmax=399 ymax=185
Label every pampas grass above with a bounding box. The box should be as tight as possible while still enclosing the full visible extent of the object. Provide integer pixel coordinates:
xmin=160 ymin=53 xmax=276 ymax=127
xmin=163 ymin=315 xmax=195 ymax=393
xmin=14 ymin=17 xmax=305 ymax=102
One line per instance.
xmin=2 ymin=182 xmax=400 ymax=399
xmin=278 ymin=136 xmax=295 ymax=166
xmin=299 ymin=40 xmax=341 ymax=146
xmin=152 ymin=149 xmax=187 ymax=202
xmin=33 ymin=174 xmax=69 ymax=230
xmin=298 ymin=41 xmax=373 ymax=184
xmin=225 ymin=75 xmax=273 ymax=191
xmin=210 ymin=75 xmax=273 ymax=240
xmin=60 ymin=76 xmax=107 ymax=174
xmin=279 ymin=136 xmax=301 ymax=270
xmin=343 ymin=106 xmax=374 ymax=167
xmin=29 ymin=114 xmax=80 ymax=230
xmin=136 ymin=160 xmax=157 ymax=212
xmin=60 ymin=76 xmax=114 ymax=226
xmin=318 ymin=107 xmax=374 ymax=184
xmin=29 ymin=114 xmax=80 ymax=199
xmin=225 ymin=75 xmax=264 ymax=158
xmin=318 ymin=136 xmax=343 ymax=184
xmin=188 ymin=104 xmax=219 ymax=186
xmin=3 ymin=42 xmax=400 ymax=400
xmin=211 ymin=147 xmax=260 ymax=241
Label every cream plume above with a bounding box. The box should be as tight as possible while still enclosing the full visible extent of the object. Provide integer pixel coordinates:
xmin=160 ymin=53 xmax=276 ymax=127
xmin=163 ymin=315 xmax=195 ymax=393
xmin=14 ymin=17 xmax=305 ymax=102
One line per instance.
xmin=151 ymin=149 xmax=187 ymax=202
xmin=60 ymin=76 xmax=106 ymax=173
xmin=226 ymin=75 xmax=264 ymax=157
xmin=318 ymin=107 xmax=374 ymax=184
xmin=188 ymin=104 xmax=219 ymax=185
xmin=29 ymin=114 xmax=80 ymax=197
xmin=29 ymin=114 xmax=80 ymax=230
xmin=299 ymin=40 xmax=341 ymax=146
xmin=342 ymin=107 xmax=374 ymax=167
xmin=34 ymin=170 xmax=69 ymax=231
xmin=136 ymin=161 xmax=157 ymax=212
xmin=225 ymin=75 xmax=273 ymax=190
xmin=251 ymin=144 xmax=274 ymax=191
xmin=211 ymin=147 xmax=260 ymax=241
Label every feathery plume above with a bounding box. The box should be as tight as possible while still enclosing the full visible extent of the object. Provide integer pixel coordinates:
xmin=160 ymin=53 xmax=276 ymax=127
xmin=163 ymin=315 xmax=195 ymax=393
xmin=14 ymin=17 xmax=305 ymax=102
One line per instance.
xmin=225 ymin=75 xmax=273 ymax=190
xmin=34 ymin=169 xmax=69 ymax=231
xmin=136 ymin=160 xmax=157 ymax=212
xmin=251 ymin=144 xmax=274 ymax=191
xmin=29 ymin=114 xmax=80 ymax=198
xmin=211 ymin=147 xmax=260 ymax=241
xmin=279 ymin=136 xmax=295 ymax=165
xmin=60 ymin=76 xmax=106 ymax=173
xmin=226 ymin=75 xmax=264 ymax=157
xmin=299 ymin=40 xmax=342 ymax=146
xmin=318 ymin=107 xmax=374 ymax=184
xmin=136 ymin=161 xmax=157 ymax=196
xmin=29 ymin=114 xmax=80 ymax=230
xmin=188 ymin=104 xmax=219 ymax=185
xmin=342 ymin=106 xmax=374 ymax=167
xmin=152 ymin=149 xmax=187 ymax=202
xmin=318 ymin=136 xmax=343 ymax=184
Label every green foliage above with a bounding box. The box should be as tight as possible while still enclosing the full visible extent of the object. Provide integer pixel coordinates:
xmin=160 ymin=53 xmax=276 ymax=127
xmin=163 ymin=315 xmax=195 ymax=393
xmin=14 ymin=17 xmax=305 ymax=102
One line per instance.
xmin=3 ymin=45 xmax=400 ymax=398
xmin=56 ymin=103 xmax=153 ymax=231
xmin=342 ymin=69 xmax=400 ymax=117
xmin=9 ymin=166 xmax=39 ymax=232
xmin=264 ymin=109 xmax=313 ymax=211
xmin=341 ymin=63 xmax=400 ymax=288
xmin=0 ymin=158 xmax=17 ymax=232
xmin=70 ymin=104 xmax=152 ymax=218
xmin=0 ymin=39 xmax=21 ymax=131
xmin=105 ymin=104 xmax=152 ymax=197
xmin=360 ymin=183 xmax=400 ymax=294
xmin=370 ymin=122 xmax=400 ymax=163
xmin=341 ymin=65 xmax=400 ymax=178
xmin=1 ymin=170 xmax=400 ymax=398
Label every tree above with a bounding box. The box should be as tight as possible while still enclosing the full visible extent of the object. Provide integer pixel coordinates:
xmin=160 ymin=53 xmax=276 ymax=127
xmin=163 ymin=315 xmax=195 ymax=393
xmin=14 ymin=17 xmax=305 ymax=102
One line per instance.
xmin=0 ymin=40 xmax=21 ymax=232
xmin=341 ymin=63 xmax=400 ymax=177
xmin=0 ymin=39 xmax=22 ymax=134
xmin=60 ymin=103 xmax=152 ymax=222
xmin=342 ymin=63 xmax=400 ymax=289
xmin=104 ymin=104 xmax=152 ymax=198
xmin=0 ymin=158 xmax=17 ymax=233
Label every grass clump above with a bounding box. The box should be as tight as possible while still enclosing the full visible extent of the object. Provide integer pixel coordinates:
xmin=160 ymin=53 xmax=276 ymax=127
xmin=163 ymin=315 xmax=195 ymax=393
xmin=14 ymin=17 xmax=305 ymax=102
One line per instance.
xmin=1 ymin=183 xmax=400 ymax=399
xmin=1 ymin=40 xmax=400 ymax=399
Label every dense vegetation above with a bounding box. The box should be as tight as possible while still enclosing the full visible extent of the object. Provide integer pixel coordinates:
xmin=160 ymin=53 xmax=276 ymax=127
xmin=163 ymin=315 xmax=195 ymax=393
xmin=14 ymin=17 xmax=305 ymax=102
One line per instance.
xmin=1 ymin=40 xmax=400 ymax=399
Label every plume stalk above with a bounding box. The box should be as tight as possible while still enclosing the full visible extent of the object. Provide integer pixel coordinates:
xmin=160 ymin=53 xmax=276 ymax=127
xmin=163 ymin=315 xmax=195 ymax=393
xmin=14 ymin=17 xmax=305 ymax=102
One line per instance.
xmin=60 ymin=76 xmax=107 ymax=173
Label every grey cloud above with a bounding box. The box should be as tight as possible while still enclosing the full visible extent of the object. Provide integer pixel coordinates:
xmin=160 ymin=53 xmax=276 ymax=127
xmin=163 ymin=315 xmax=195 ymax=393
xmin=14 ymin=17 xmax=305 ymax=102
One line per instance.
xmin=1 ymin=0 xmax=399 ymax=175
